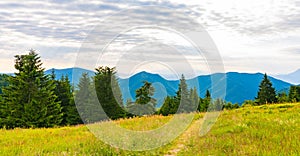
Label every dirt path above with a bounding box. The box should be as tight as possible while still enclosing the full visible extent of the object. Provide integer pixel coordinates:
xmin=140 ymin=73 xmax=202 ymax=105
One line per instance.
xmin=165 ymin=118 xmax=203 ymax=156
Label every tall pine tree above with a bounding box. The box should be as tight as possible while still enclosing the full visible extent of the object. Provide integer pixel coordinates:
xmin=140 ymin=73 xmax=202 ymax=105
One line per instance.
xmin=127 ymin=81 xmax=156 ymax=116
xmin=288 ymin=86 xmax=300 ymax=102
xmin=1 ymin=50 xmax=62 ymax=128
xmin=75 ymin=73 xmax=105 ymax=123
xmin=158 ymin=96 xmax=176 ymax=116
xmin=160 ymin=74 xmax=191 ymax=115
xmin=176 ymin=75 xmax=191 ymax=113
xmin=0 ymin=74 xmax=9 ymax=94
xmin=135 ymin=81 xmax=156 ymax=105
xmin=198 ymin=90 xmax=211 ymax=112
xmin=189 ymin=87 xmax=199 ymax=112
xmin=94 ymin=66 xmax=126 ymax=120
xmin=51 ymin=71 xmax=82 ymax=125
xmin=256 ymin=73 xmax=277 ymax=105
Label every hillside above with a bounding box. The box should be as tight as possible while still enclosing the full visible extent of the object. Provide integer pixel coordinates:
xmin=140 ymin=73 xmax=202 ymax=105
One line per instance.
xmin=2 ymin=68 xmax=292 ymax=104
xmin=0 ymin=103 xmax=299 ymax=155
xmin=119 ymin=71 xmax=291 ymax=105
xmin=45 ymin=68 xmax=292 ymax=105
xmin=44 ymin=68 xmax=94 ymax=86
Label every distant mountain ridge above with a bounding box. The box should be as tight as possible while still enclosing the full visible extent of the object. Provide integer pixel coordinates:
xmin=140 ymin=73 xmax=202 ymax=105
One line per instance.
xmin=119 ymin=71 xmax=291 ymax=106
xmin=274 ymin=69 xmax=300 ymax=85
xmin=2 ymin=68 xmax=293 ymax=105
xmin=44 ymin=67 xmax=94 ymax=85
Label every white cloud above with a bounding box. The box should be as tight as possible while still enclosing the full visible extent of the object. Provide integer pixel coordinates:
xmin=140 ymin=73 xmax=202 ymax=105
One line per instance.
xmin=0 ymin=0 xmax=299 ymax=76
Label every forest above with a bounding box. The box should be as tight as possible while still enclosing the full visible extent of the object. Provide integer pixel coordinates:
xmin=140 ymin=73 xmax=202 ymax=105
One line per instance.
xmin=0 ymin=50 xmax=300 ymax=129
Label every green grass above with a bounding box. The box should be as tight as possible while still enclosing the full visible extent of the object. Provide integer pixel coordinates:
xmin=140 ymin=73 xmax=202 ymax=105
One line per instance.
xmin=0 ymin=103 xmax=299 ymax=155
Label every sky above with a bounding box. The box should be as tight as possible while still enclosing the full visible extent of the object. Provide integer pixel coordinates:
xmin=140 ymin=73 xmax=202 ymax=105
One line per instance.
xmin=0 ymin=0 xmax=299 ymax=79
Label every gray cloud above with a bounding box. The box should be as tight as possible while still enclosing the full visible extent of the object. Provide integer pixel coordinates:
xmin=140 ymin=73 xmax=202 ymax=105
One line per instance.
xmin=189 ymin=0 xmax=300 ymax=36
xmin=0 ymin=0 xmax=299 ymax=75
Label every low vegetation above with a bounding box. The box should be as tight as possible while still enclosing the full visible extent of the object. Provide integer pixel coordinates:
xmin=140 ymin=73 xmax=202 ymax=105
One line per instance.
xmin=0 ymin=103 xmax=299 ymax=155
xmin=0 ymin=50 xmax=299 ymax=155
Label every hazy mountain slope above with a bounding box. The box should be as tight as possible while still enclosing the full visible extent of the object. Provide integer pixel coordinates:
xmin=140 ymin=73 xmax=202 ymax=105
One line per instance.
xmin=46 ymin=68 xmax=293 ymax=105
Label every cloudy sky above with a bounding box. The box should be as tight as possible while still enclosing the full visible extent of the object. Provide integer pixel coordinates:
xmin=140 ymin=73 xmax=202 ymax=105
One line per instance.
xmin=0 ymin=0 xmax=299 ymax=78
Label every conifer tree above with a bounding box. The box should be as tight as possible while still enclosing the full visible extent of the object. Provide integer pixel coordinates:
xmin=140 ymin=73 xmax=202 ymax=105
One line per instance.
xmin=94 ymin=66 xmax=126 ymax=120
xmin=175 ymin=74 xmax=191 ymax=113
xmin=159 ymin=96 xmax=176 ymax=115
xmin=127 ymin=81 xmax=156 ymax=116
xmin=160 ymin=74 xmax=197 ymax=115
xmin=277 ymin=92 xmax=289 ymax=103
xmin=256 ymin=73 xmax=277 ymax=104
xmin=288 ymin=86 xmax=300 ymax=102
xmin=52 ymin=71 xmax=82 ymax=125
xmin=0 ymin=74 xmax=9 ymax=127
xmin=135 ymin=81 xmax=156 ymax=105
xmin=1 ymin=50 xmax=62 ymax=128
xmin=198 ymin=90 xmax=211 ymax=112
xmin=75 ymin=73 xmax=101 ymax=123
xmin=189 ymin=87 xmax=199 ymax=112
xmin=0 ymin=74 xmax=9 ymax=94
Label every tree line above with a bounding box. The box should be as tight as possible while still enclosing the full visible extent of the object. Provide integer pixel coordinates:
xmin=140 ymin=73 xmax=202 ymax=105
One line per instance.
xmin=245 ymin=73 xmax=300 ymax=106
xmin=0 ymin=51 xmax=234 ymax=128
xmin=0 ymin=51 xmax=82 ymax=128
xmin=0 ymin=50 xmax=299 ymax=129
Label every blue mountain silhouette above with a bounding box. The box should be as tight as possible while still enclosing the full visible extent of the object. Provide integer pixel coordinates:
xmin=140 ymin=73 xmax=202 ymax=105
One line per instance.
xmin=46 ymin=68 xmax=292 ymax=105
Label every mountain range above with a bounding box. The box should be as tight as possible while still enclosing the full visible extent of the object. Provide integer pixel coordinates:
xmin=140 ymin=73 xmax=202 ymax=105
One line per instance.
xmin=273 ymin=69 xmax=300 ymax=85
xmin=43 ymin=68 xmax=293 ymax=105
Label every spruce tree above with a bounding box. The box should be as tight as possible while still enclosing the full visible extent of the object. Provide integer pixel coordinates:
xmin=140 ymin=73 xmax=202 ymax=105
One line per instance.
xmin=189 ymin=87 xmax=199 ymax=112
xmin=75 ymin=73 xmax=103 ymax=123
xmin=256 ymin=73 xmax=277 ymax=105
xmin=288 ymin=86 xmax=300 ymax=102
xmin=127 ymin=81 xmax=156 ymax=116
xmin=159 ymin=96 xmax=176 ymax=115
xmin=277 ymin=92 xmax=289 ymax=103
xmin=94 ymin=66 xmax=126 ymax=120
xmin=175 ymin=74 xmax=191 ymax=113
xmin=0 ymin=74 xmax=9 ymax=127
xmin=1 ymin=50 xmax=62 ymax=128
xmin=0 ymin=74 xmax=9 ymax=94
xmin=135 ymin=81 xmax=156 ymax=105
xmin=52 ymin=72 xmax=82 ymax=125
xmin=198 ymin=90 xmax=211 ymax=112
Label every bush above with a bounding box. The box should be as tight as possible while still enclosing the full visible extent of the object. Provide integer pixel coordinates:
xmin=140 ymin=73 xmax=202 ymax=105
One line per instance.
xmin=242 ymin=100 xmax=258 ymax=107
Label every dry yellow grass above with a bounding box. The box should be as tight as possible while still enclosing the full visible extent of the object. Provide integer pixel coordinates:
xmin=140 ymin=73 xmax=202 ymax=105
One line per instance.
xmin=0 ymin=103 xmax=299 ymax=155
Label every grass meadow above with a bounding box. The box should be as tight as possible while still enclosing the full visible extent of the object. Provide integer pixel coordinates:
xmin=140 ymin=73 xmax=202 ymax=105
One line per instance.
xmin=0 ymin=103 xmax=299 ymax=155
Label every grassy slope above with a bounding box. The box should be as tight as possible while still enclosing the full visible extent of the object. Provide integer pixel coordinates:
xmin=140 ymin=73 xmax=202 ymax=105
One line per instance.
xmin=0 ymin=103 xmax=299 ymax=156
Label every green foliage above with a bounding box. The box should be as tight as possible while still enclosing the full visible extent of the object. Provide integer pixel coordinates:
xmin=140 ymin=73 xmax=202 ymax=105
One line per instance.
xmin=0 ymin=74 xmax=9 ymax=123
xmin=177 ymin=103 xmax=300 ymax=155
xmin=176 ymin=75 xmax=192 ymax=113
xmin=135 ymin=81 xmax=156 ymax=105
xmin=0 ymin=103 xmax=299 ymax=155
xmin=159 ymin=74 xmax=197 ymax=115
xmin=223 ymin=102 xmax=240 ymax=110
xmin=126 ymin=103 xmax=156 ymax=116
xmin=75 ymin=73 xmax=106 ymax=123
xmin=256 ymin=73 xmax=277 ymax=105
xmin=0 ymin=50 xmax=62 ymax=128
xmin=242 ymin=100 xmax=258 ymax=107
xmin=52 ymin=71 xmax=82 ymax=125
xmin=288 ymin=86 xmax=300 ymax=102
xmin=277 ymin=91 xmax=289 ymax=103
xmin=189 ymin=87 xmax=199 ymax=112
xmin=198 ymin=90 xmax=211 ymax=112
xmin=0 ymin=74 xmax=9 ymax=94
xmin=127 ymin=81 xmax=156 ymax=116
xmin=158 ymin=96 xmax=177 ymax=116
xmin=94 ymin=66 xmax=127 ymax=120
xmin=74 ymin=73 xmax=90 ymax=122
xmin=209 ymin=98 xmax=225 ymax=111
